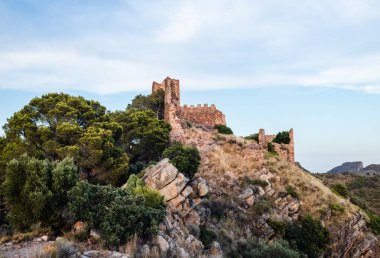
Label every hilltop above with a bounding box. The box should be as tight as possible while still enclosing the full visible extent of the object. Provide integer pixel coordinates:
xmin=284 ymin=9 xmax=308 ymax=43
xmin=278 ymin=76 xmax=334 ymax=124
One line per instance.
xmin=0 ymin=77 xmax=378 ymax=258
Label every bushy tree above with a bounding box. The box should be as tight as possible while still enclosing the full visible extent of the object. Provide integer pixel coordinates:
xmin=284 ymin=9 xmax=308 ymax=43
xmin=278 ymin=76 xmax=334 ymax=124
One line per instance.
xmin=128 ymin=89 xmax=165 ymax=120
xmin=1 ymin=155 xmax=78 ymax=230
xmin=285 ymin=215 xmax=329 ymax=258
xmin=215 ymin=124 xmax=233 ymax=135
xmin=273 ymin=131 xmax=290 ymax=144
xmin=68 ymin=181 xmax=165 ymax=248
xmin=162 ymin=142 xmax=201 ymax=178
xmin=2 ymin=93 xmax=128 ymax=185
xmin=111 ymin=109 xmax=171 ymax=164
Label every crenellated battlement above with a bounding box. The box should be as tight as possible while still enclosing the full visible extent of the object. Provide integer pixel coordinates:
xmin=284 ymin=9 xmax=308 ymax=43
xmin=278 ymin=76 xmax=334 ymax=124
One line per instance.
xmin=152 ymin=77 xmax=226 ymax=128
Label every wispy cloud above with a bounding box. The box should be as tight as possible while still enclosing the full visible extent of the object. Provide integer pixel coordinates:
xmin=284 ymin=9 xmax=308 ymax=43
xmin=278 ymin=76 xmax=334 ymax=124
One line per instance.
xmin=1 ymin=0 xmax=380 ymax=94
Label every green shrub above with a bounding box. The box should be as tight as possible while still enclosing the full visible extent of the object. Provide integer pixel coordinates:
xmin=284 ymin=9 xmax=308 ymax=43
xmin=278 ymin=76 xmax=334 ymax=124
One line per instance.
xmin=267 ymin=143 xmax=278 ymax=155
xmin=245 ymin=134 xmax=259 ymax=143
xmin=68 ymin=181 xmax=165 ymax=248
xmin=236 ymin=239 xmax=300 ymax=258
xmin=162 ymin=143 xmax=201 ymax=178
xmin=199 ymin=225 xmax=217 ymax=248
xmin=268 ymin=219 xmax=288 ymax=236
xmin=214 ymin=124 xmax=233 ymax=135
xmin=254 ymin=199 xmax=271 ymax=216
xmin=1 ymin=155 xmax=78 ymax=231
xmin=367 ymin=212 xmax=380 ymax=235
xmin=273 ymin=131 xmax=291 ymax=144
xmin=331 ymin=183 xmax=348 ymax=198
xmin=285 ymin=185 xmax=299 ymax=199
xmin=350 ymin=195 xmax=367 ymax=210
xmin=249 ymin=179 xmax=269 ymax=188
xmin=123 ymin=174 xmax=165 ymax=209
xmin=285 ymin=215 xmax=329 ymax=258
xmin=329 ymin=203 xmax=345 ymax=213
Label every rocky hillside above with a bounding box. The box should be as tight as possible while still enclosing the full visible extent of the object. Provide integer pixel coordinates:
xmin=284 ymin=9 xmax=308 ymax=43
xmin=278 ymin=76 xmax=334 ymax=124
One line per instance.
xmin=318 ymin=172 xmax=380 ymax=219
xmin=132 ymin=127 xmax=377 ymax=257
xmin=328 ymin=162 xmax=364 ymax=173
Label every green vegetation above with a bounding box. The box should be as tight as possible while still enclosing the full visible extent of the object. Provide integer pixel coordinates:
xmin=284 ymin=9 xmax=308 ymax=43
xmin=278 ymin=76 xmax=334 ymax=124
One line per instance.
xmin=367 ymin=212 xmax=380 ymax=235
xmin=284 ymin=215 xmax=329 ymax=258
xmin=0 ymin=91 xmax=171 ymax=243
xmin=249 ymin=179 xmax=269 ymax=188
xmin=285 ymin=185 xmax=299 ymax=199
xmin=331 ymin=183 xmax=349 ymax=198
xmin=233 ymin=239 xmax=300 ymax=258
xmin=267 ymin=143 xmax=278 ymax=155
xmin=199 ymin=225 xmax=218 ymax=248
xmin=254 ymin=198 xmax=271 ymax=216
xmin=127 ymin=89 xmax=165 ymax=120
xmin=1 ymin=156 xmax=78 ymax=231
xmin=214 ymin=124 xmax=233 ymax=135
xmin=110 ymin=109 xmax=171 ymax=166
xmin=68 ymin=181 xmax=165 ymax=248
xmin=329 ymin=203 xmax=345 ymax=213
xmin=245 ymin=133 xmax=259 ymax=143
xmin=273 ymin=131 xmax=291 ymax=144
xmin=320 ymin=173 xmax=380 ymax=235
xmin=162 ymin=142 xmax=201 ymax=178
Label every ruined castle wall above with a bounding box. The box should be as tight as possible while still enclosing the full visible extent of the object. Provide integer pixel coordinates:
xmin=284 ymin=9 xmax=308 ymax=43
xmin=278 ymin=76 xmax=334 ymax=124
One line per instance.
xmin=180 ymin=104 xmax=226 ymax=127
xmin=258 ymin=129 xmax=295 ymax=163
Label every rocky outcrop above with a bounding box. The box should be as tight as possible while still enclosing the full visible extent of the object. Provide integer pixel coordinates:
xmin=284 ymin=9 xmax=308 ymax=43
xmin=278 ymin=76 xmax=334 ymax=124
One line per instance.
xmin=328 ymin=162 xmax=364 ymax=173
xmin=139 ymin=159 xmax=209 ymax=257
xmin=330 ymin=213 xmax=378 ymax=258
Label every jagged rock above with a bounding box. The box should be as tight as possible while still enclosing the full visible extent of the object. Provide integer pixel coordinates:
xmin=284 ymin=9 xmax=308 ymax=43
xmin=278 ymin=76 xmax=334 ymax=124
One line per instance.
xmin=143 ymin=159 xmax=178 ymax=189
xmin=197 ymin=181 xmax=209 ymax=197
xmin=208 ymin=241 xmax=223 ymax=258
xmin=238 ymin=188 xmax=253 ymax=199
xmin=157 ymin=173 xmax=188 ymax=201
xmin=154 ymin=235 xmax=170 ymax=255
xmin=246 ymin=195 xmax=255 ymax=206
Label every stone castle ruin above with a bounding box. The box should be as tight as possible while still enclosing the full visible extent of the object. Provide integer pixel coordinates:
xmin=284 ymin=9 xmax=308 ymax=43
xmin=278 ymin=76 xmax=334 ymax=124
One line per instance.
xmin=152 ymin=77 xmax=294 ymax=163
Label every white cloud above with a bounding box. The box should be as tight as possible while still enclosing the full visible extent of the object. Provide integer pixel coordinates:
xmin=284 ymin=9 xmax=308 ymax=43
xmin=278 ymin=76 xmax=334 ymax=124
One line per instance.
xmin=1 ymin=0 xmax=380 ymax=94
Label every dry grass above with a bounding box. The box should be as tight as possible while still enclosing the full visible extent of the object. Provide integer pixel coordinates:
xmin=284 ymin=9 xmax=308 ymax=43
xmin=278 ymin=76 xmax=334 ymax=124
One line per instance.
xmin=266 ymin=156 xmax=360 ymax=229
xmin=0 ymin=225 xmax=51 ymax=245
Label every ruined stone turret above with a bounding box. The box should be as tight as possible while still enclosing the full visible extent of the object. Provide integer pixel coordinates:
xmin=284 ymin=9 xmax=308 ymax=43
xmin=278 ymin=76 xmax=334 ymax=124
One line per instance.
xmin=152 ymin=77 xmax=225 ymax=127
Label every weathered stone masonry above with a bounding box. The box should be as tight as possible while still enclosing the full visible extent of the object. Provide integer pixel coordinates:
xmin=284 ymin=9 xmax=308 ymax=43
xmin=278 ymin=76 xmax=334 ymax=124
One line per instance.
xmin=152 ymin=77 xmax=226 ymax=127
xmin=152 ymin=76 xmax=294 ymax=163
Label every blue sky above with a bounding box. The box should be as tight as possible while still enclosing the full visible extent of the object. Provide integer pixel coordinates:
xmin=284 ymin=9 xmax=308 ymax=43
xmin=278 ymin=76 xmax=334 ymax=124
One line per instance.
xmin=0 ymin=0 xmax=379 ymax=172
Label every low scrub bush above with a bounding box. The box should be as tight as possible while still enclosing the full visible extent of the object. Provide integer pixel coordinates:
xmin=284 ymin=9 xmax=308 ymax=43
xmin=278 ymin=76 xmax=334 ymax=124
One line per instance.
xmin=273 ymin=131 xmax=291 ymax=144
xmin=267 ymin=143 xmax=278 ymax=155
xmin=268 ymin=219 xmax=288 ymax=237
xmin=331 ymin=183 xmax=348 ymax=198
xmin=199 ymin=225 xmax=217 ymax=248
xmin=245 ymin=134 xmax=259 ymax=143
xmin=367 ymin=212 xmax=380 ymax=235
xmin=254 ymin=199 xmax=271 ymax=216
xmin=285 ymin=215 xmax=329 ymax=258
xmin=231 ymin=239 xmax=300 ymax=258
xmin=329 ymin=203 xmax=345 ymax=213
xmin=215 ymin=124 xmax=233 ymax=135
xmin=285 ymin=185 xmax=299 ymax=199
xmin=68 ymin=181 xmax=165 ymax=248
xmin=249 ymin=179 xmax=269 ymax=188
xmin=162 ymin=142 xmax=201 ymax=178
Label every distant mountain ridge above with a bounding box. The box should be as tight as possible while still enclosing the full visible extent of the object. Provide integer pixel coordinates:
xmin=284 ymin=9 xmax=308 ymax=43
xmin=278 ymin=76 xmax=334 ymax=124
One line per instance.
xmin=362 ymin=164 xmax=380 ymax=172
xmin=328 ymin=161 xmax=363 ymax=173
